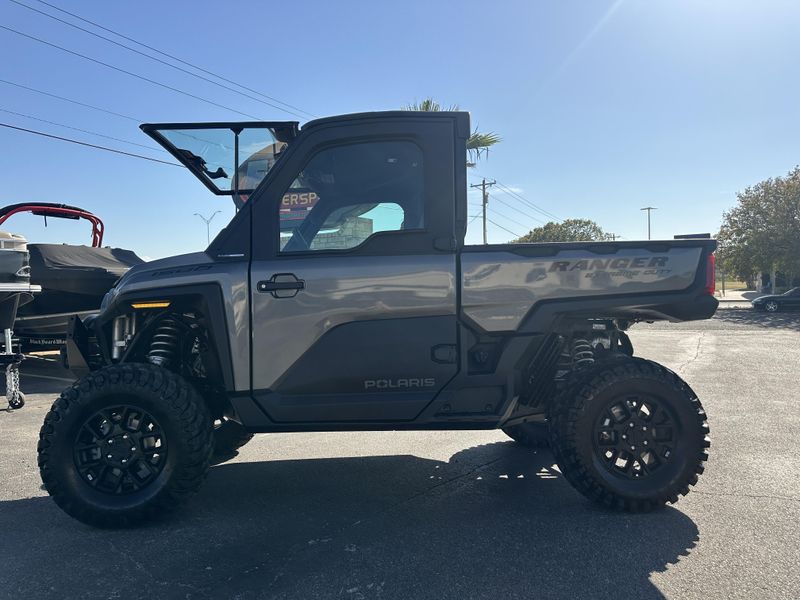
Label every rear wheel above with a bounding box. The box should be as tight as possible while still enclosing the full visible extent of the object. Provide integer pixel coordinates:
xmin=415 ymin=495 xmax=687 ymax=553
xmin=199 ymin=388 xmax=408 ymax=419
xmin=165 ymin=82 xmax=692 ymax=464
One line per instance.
xmin=38 ymin=363 xmax=213 ymax=527
xmin=502 ymin=421 xmax=549 ymax=448
xmin=549 ymin=357 xmax=710 ymax=511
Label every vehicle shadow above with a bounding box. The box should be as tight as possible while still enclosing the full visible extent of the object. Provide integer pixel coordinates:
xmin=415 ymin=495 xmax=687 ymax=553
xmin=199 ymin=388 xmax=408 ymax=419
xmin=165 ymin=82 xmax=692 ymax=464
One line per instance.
xmin=1 ymin=442 xmax=698 ymax=599
xmin=715 ymin=307 xmax=800 ymax=332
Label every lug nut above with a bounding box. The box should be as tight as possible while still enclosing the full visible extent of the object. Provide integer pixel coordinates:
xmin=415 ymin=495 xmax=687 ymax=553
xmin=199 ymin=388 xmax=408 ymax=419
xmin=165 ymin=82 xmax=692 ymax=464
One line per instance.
xmin=121 ymin=459 xmax=127 ymax=464
xmin=629 ymin=423 xmax=635 ymax=428
xmin=643 ymin=441 xmax=648 ymax=446
xmin=106 ymin=454 xmax=112 ymax=459
xmin=108 ymin=440 xmax=113 ymax=445
xmin=622 ymin=434 xmax=627 ymax=440
xmin=630 ymin=446 xmax=636 ymax=451
xmin=123 ymin=435 xmax=128 ymax=439
xmin=642 ymin=426 xmax=647 ymax=431
xmin=131 ymin=447 xmax=136 ymax=452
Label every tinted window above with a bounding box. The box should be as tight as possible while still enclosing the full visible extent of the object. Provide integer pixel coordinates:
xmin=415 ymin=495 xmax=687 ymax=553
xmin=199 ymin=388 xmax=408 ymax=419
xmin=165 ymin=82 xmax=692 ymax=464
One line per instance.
xmin=278 ymin=141 xmax=424 ymax=253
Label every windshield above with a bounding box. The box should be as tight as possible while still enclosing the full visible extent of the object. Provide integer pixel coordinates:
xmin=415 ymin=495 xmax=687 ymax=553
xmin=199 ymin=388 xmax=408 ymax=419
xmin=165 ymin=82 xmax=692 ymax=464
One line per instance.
xmin=782 ymin=287 xmax=799 ymax=296
xmin=141 ymin=122 xmax=299 ymax=201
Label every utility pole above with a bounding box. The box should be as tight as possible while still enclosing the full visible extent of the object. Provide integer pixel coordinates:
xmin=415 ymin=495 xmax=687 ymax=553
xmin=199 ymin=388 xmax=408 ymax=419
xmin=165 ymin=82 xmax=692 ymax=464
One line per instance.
xmin=194 ymin=210 xmax=221 ymax=245
xmin=470 ymin=178 xmax=496 ymax=244
xmin=640 ymin=206 xmax=657 ymax=240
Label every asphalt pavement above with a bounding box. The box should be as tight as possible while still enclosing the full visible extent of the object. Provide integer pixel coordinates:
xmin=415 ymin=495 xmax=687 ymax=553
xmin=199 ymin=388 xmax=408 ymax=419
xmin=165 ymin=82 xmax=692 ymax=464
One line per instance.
xmin=0 ymin=308 xmax=798 ymax=599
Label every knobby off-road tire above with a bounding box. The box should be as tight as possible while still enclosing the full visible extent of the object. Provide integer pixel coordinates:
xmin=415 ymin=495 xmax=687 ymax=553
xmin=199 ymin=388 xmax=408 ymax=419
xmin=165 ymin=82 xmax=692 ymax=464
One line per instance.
xmin=38 ymin=363 xmax=214 ymax=527
xmin=548 ymin=357 xmax=710 ymax=512
xmin=211 ymin=418 xmax=254 ymax=466
xmin=502 ymin=421 xmax=549 ymax=448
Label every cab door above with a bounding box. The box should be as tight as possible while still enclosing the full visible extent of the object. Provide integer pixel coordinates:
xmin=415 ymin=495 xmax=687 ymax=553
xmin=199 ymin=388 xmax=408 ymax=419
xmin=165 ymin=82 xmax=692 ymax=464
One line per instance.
xmin=247 ymin=114 xmax=466 ymax=423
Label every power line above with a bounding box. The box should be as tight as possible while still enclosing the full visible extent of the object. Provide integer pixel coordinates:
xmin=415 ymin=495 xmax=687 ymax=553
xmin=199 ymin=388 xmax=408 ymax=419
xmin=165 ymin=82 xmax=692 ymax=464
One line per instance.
xmin=487 ymin=192 xmax=547 ymax=226
xmin=493 ymin=180 xmax=562 ymax=222
xmin=467 ymin=185 xmax=542 ymax=234
xmin=470 ymin=172 xmax=562 ymax=222
xmin=0 ymin=24 xmax=264 ymax=120
xmin=9 ymin=0 xmax=310 ymax=120
xmin=0 ymin=78 xmax=141 ymax=121
xmin=484 ymin=198 xmax=537 ymax=229
xmin=0 ymin=79 xmax=231 ymax=164
xmin=27 ymin=0 xmax=317 ymax=118
xmin=0 ymin=107 xmax=165 ymax=152
xmin=469 ymin=194 xmax=536 ymax=232
xmin=0 ymin=122 xmax=182 ymax=167
xmin=486 ymin=216 xmax=523 ymax=239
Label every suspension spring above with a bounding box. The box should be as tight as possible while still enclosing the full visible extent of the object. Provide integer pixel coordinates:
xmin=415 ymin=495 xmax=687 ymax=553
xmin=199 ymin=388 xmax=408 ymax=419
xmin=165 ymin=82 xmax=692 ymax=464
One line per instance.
xmin=572 ymin=338 xmax=595 ymax=368
xmin=147 ymin=318 xmax=182 ymax=367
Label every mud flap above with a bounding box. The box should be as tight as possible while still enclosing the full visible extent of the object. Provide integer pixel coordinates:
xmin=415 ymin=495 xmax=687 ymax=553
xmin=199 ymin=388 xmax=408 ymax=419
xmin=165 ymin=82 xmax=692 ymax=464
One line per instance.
xmin=65 ymin=315 xmax=91 ymax=378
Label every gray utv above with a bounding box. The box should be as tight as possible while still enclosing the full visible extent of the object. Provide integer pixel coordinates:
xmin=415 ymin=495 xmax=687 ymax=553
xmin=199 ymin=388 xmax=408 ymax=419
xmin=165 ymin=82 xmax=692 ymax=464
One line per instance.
xmin=38 ymin=111 xmax=715 ymax=527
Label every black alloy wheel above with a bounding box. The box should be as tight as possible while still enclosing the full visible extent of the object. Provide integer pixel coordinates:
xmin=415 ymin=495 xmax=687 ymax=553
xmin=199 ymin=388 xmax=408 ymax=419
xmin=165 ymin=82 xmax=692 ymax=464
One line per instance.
xmin=593 ymin=394 xmax=676 ymax=480
xmin=73 ymin=405 xmax=168 ymax=495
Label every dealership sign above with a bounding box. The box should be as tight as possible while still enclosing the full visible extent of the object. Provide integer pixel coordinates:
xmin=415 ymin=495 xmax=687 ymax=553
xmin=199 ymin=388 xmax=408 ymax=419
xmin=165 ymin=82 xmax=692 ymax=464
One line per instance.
xmin=279 ymin=190 xmax=319 ymax=223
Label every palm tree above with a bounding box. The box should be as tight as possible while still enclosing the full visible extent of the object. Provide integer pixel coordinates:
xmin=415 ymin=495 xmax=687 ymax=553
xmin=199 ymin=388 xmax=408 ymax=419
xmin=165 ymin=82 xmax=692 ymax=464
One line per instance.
xmin=404 ymin=97 xmax=501 ymax=164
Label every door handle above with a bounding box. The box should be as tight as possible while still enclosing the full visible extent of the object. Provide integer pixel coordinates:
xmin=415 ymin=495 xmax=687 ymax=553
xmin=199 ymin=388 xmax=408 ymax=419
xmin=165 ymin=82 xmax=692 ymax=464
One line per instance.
xmin=257 ymin=273 xmax=305 ymax=298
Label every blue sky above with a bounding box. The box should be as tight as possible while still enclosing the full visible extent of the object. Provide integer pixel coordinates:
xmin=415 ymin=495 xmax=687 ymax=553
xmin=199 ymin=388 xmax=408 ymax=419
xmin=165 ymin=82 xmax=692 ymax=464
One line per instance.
xmin=1 ymin=0 xmax=799 ymax=257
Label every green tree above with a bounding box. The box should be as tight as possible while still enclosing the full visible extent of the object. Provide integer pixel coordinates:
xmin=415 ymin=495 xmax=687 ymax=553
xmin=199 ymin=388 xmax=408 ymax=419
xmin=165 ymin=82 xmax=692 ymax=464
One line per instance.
xmin=513 ymin=219 xmax=610 ymax=243
xmin=717 ymin=166 xmax=800 ymax=284
xmin=404 ymin=97 xmax=500 ymax=163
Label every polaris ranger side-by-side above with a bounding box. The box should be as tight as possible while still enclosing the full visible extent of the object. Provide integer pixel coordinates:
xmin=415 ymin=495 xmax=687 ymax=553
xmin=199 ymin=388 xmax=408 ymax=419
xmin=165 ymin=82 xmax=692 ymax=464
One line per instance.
xmin=38 ymin=111 xmax=716 ymax=527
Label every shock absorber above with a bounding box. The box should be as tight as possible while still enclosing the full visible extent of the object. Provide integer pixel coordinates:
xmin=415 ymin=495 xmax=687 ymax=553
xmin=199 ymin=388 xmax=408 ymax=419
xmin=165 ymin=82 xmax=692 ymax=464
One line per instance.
xmin=572 ymin=337 xmax=595 ymax=369
xmin=147 ymin=318 xmax=181 ymax=368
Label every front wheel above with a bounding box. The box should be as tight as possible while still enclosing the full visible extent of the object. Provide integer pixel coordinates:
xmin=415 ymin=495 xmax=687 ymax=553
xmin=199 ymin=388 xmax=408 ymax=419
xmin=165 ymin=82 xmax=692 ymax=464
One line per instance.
xmin=548 ymin=358 xmax=710 ymax=512
xmin=38 ymin=364 xmax=214 ymax=527
xmin=765 ymin=301 xmax=779 ymax=312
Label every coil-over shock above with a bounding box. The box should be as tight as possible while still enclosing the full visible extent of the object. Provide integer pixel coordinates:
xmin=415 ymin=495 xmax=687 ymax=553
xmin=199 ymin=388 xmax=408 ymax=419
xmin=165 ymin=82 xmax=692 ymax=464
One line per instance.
xmin=571 ymin=337 xmax=596 ymax=368
xmin=147 ymin=318 xmax=182 ymax=368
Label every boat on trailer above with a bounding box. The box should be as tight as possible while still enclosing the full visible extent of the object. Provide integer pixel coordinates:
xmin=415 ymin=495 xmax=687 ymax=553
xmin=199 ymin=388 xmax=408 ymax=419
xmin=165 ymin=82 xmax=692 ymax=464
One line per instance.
xmin=0 ymin=203 xmax=144 ymax=352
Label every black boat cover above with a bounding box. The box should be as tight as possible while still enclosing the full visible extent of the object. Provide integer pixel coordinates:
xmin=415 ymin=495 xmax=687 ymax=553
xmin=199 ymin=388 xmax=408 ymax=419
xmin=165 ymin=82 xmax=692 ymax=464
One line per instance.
xmin=29 ymin=244 xmax=143 ymax=279
xmin=21 ymin=244 xmax=144 ymax=315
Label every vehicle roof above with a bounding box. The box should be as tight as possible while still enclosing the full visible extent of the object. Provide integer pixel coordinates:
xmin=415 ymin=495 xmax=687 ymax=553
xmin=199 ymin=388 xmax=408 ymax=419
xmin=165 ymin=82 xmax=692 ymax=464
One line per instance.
xmin=302 ymin=110 xmax=470 ymax=134
xmin=140 ymin=111 xmax=470 ymax=133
